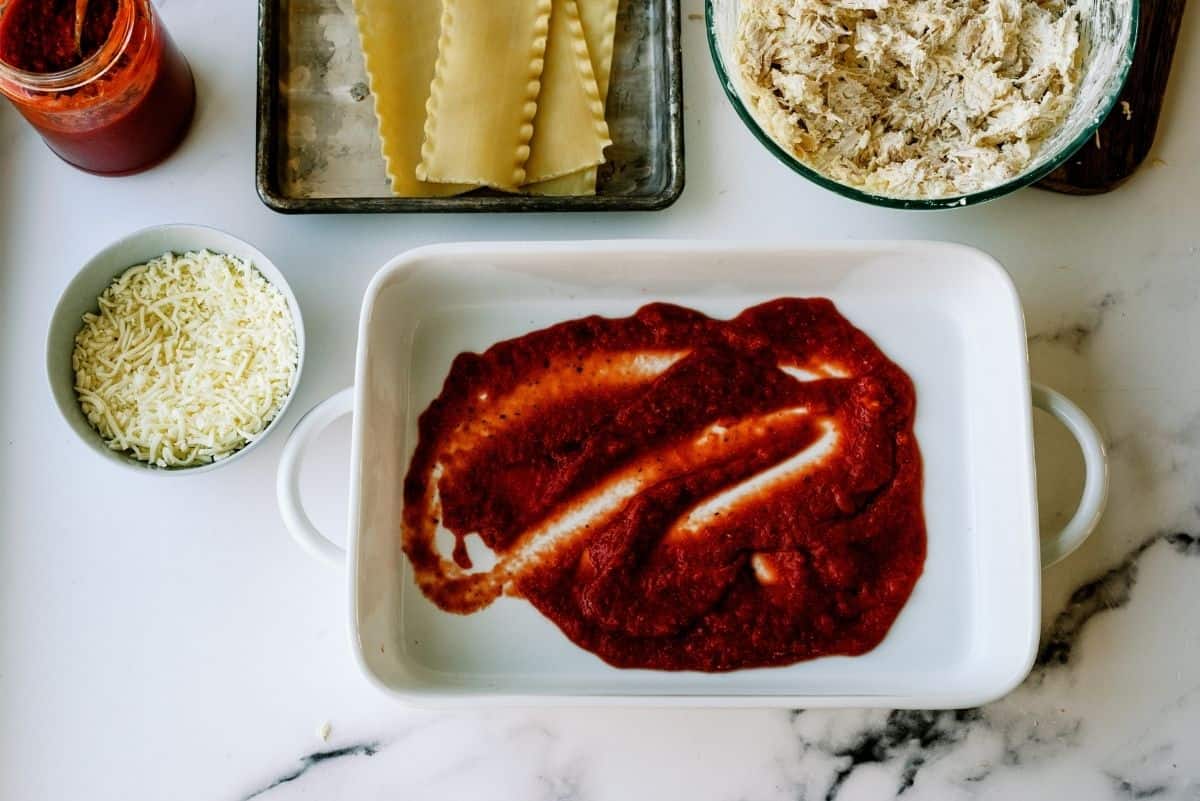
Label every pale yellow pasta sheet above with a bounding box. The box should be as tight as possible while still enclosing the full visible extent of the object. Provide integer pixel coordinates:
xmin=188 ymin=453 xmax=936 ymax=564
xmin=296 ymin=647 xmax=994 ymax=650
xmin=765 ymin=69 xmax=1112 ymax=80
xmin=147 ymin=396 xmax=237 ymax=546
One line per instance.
xmin=417 ymin=0 xmax=552 ymax=191
xmin=577 ymin=0 xmax=620 ymax=99
xmin=525 ymin=0 xmax=620 ymax=196
xmin=523 ymin=0 xmax=613 ymax=185
xmin=353 ymin=0 xmax=470 ymax=196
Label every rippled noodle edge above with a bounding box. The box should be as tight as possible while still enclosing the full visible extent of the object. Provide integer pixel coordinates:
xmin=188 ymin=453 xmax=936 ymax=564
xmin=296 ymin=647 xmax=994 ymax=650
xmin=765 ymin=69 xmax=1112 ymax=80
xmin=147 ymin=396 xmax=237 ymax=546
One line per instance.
xmin=350 ymin=0 xmax=468 ymax=196
xmin=522 ymin=0 xmax=612 ymax=184
xmin=524 ymin=0 xmax=619 ymax=195
xmin=417 ymin=0 xmax=553 ymax=190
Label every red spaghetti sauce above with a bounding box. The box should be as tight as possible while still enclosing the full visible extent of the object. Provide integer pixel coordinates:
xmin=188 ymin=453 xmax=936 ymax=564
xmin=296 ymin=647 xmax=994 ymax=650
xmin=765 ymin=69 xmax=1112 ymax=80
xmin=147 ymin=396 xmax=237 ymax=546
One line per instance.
xmin=403 ymin=299 xmax=925 ymax=671
xmin=0 ymin=0 xmax=194 ymax=175
xmin=0 ymin=0 xmax=118 ymax=72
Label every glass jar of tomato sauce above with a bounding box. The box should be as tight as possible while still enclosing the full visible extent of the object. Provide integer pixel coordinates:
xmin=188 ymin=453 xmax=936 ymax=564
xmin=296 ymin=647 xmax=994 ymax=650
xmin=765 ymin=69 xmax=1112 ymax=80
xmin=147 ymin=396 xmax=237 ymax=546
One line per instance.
xmin=0 ymin=0 xmax=195 ymax=175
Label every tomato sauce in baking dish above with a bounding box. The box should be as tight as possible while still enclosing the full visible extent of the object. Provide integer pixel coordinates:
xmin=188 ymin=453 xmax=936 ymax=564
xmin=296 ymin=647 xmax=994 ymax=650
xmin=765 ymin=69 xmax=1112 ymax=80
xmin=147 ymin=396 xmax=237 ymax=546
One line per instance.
xmin=402 ymin=299 xmax=925 ymax=671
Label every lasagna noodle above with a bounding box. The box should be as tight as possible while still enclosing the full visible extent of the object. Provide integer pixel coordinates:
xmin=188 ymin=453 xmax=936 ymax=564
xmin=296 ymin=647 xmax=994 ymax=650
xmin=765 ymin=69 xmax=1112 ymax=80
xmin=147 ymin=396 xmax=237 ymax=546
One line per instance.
xmin=525 ymin=0 xmax=619 ymax=195
xmin=352 ymin=0 xmax=471 ymax=196
xmin=522 ymin=0 xmax=612 ymax=185
xmin=417 ymin=0 xmax=552 ymax=191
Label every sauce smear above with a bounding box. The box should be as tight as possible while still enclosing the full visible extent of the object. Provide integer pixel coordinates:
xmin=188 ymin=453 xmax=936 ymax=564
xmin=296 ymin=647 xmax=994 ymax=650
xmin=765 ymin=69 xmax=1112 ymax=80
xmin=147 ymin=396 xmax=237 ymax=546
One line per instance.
xmin=403 ymin=299 xmax=925 ymax=671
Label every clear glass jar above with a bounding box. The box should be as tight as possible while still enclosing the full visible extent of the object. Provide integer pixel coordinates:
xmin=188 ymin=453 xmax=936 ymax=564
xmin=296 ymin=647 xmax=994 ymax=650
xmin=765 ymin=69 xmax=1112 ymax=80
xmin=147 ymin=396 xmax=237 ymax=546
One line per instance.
xmin=0 ymin=0 xmax=196 ymax=175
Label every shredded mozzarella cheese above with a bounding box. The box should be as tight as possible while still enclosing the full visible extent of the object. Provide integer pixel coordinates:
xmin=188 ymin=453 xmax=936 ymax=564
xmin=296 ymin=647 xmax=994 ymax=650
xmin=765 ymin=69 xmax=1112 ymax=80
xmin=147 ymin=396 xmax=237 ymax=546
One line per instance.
xmin=73 ymin=250 xmax=299 ymax=468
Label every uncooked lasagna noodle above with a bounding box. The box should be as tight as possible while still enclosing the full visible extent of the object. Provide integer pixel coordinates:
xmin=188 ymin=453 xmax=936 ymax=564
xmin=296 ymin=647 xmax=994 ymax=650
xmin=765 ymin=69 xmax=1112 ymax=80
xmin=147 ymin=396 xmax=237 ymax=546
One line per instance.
xmin=522 ymin=0 xmax=612 ymax=185
xmin=525 ymin=0 xmax=620 ymax=195
xmin=417 ymin=0 xmax=553 ymax=191
xmin=352 ymin=0 xmax=471 ymax=196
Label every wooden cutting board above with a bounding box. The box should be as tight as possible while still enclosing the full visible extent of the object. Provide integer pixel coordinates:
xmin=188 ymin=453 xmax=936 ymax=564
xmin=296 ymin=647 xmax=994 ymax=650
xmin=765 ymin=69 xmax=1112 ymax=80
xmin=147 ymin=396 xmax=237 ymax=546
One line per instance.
xmin=1038 ymin=0 xmax=1189 ymax=194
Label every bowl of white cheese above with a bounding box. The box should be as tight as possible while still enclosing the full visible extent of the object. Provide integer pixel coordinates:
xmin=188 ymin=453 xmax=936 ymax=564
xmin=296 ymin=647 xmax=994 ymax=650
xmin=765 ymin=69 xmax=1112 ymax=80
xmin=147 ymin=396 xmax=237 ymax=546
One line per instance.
xmin=46 ymin=224 xmax=306 ymax=473
xmin=706 ymin=0 xmax=1137 ymax=208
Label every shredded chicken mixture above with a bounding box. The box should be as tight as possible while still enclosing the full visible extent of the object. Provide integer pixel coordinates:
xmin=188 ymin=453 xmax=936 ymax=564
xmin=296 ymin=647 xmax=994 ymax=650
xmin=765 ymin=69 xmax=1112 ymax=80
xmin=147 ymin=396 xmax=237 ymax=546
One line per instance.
xmin=736 ymin=0 xmax=1083 ymax=198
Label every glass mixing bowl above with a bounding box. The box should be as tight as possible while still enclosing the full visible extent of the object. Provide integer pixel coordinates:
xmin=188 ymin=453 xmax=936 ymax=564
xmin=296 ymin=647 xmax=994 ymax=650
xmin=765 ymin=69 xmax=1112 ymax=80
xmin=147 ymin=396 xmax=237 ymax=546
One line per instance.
xmin=706 ymin=0 xmax=1138 ymax=209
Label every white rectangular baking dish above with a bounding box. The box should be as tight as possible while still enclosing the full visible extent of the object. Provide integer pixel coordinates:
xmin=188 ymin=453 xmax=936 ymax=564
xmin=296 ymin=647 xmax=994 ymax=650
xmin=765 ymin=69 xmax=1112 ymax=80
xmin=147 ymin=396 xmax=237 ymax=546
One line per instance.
xmin=277 ymin=241 xmax=1107 ymax=707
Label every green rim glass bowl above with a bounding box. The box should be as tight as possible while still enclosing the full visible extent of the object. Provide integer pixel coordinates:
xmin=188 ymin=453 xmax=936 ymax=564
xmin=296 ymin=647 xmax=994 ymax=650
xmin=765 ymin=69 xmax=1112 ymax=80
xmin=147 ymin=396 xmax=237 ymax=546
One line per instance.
xmin=705 ymin=0 xmax=1139 ymax=209
xmin=46 ymin=224 xmax=306 ymax=475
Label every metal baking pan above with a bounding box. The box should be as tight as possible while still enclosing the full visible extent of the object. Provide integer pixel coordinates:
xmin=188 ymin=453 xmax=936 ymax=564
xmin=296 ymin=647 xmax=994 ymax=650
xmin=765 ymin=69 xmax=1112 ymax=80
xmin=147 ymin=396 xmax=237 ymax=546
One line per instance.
xmin=255 ymin=0 xmax=684 ymax=213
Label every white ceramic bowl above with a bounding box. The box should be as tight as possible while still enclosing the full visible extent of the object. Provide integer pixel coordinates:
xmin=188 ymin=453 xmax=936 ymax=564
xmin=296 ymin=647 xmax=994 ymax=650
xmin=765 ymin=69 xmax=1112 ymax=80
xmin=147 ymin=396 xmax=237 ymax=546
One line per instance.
xmin=46 ymin=224 xmax=306 ymax=475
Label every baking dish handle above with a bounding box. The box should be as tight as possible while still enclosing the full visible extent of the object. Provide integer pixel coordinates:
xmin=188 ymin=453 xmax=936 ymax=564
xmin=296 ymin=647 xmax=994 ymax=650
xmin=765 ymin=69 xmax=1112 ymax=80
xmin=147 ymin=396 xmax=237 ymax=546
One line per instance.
xmin=275 ymin=384 xmax=1107 ymax=569
xmin=276 ymin=387 xmax=355 ymax=566
xmin=1032 ymin=383 xmax=1109 ymax=568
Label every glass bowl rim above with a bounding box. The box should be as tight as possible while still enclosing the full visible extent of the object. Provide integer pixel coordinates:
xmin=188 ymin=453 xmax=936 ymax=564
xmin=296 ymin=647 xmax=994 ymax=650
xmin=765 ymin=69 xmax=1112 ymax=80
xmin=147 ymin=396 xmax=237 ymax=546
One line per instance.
xmin=703 ymin=0 xmax=1141 ymax=210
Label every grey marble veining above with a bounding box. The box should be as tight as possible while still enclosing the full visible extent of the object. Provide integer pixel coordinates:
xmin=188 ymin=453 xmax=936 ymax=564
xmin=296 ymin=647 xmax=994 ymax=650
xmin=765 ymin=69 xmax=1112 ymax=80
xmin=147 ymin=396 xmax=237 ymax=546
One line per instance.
xmin=239 ymin=534 xmax=1200 ymax=801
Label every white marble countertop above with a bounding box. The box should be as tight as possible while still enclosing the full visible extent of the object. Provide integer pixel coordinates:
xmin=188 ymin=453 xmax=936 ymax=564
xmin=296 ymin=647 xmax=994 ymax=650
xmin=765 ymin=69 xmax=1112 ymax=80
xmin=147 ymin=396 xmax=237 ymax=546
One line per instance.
xmin=2 ymin=0 xmax=1199 ymax=798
